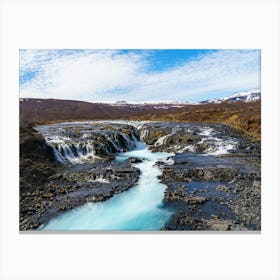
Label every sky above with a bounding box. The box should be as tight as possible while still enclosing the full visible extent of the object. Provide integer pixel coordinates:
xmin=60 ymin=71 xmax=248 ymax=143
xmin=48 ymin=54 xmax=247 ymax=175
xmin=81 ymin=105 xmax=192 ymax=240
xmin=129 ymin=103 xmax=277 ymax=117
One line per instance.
xmin=19 ymin=49 xmax=260 ymax=102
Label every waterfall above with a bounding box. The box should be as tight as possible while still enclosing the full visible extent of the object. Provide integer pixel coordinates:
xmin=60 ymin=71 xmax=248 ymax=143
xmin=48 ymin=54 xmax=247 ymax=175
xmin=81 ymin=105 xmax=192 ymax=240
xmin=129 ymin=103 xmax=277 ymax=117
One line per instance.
xmin=35 ymin=122 xmax=140 ymax=164
xmin=52 ymin=141 xmax=97 ymax=164
xmin=40 ymin=140 xmax=175 ymax=231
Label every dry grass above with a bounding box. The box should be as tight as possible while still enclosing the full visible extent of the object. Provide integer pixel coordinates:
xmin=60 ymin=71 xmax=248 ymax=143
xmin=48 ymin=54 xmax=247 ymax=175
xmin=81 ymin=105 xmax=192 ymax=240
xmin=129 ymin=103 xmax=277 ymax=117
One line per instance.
xmin=20 ymin=99 xmax=261 ymax=142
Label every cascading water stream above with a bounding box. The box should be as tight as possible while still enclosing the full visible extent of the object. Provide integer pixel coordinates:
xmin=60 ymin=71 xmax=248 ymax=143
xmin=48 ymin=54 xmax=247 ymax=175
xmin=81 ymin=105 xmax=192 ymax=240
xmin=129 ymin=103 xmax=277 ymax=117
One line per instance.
xmin=40 ymin=140 xmax=175 ymax=231
xmin=36 ymin=122 xmax=140 ymax=164
xmin=36 ymin=121 xmax=240 ymax=231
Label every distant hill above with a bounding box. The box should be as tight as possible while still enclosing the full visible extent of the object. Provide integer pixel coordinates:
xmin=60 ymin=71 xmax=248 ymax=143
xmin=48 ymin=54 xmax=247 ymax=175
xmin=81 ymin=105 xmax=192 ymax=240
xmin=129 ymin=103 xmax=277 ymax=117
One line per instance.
xmin=19 ymin=98 xmax=195 ymax=123
xmin=20 ymin=96 xmax=261 ymax=142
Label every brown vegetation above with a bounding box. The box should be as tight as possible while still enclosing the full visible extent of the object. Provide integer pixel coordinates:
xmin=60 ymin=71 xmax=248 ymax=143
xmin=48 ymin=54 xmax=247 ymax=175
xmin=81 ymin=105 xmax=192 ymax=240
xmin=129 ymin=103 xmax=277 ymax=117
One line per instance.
xmin=20 ymin=98 xmax=261 ymax=142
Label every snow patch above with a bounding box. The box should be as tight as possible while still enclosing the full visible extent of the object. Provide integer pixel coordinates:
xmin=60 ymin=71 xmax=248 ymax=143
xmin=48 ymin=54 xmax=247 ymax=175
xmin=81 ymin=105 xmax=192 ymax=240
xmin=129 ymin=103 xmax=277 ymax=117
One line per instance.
xmin=202 ymin=89 xmax=261 ymax=104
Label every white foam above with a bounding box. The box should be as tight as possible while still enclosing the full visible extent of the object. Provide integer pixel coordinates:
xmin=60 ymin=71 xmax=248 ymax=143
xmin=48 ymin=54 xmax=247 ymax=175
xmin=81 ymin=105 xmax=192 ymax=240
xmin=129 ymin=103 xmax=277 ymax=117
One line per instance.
xmin=155 ymin=134 xmax=171 ymax=146
xmin=50 ymin=141 xmax=100 ymax=164
xmin=199 ymin=127 xmax=214 ymax=136
xmin=177 ymin=145 xmax=196 ymax=153
xmin=81 ymin=133 xmax=90 ymax=139
xmin=203 ymin=139 xmax=237 ymax=155
xmin=47 ymin=135 xmax=71 ymax=143
xmin=94 ymin=176 xmax=110 ymax=184
xmin=160 ymin=157 xmax=175 ymax=165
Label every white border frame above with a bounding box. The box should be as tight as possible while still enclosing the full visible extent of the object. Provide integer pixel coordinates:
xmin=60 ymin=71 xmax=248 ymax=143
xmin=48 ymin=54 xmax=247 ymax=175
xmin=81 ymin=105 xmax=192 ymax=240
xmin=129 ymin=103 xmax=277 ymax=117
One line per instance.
xmin=1 ymin=0 xmax=280 ymax=279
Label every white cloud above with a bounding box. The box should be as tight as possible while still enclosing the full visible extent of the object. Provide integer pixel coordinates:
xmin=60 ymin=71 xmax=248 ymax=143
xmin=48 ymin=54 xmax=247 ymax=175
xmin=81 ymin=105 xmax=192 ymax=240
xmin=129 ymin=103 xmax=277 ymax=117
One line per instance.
xmin=20 ymin=49 xmax=260 ymax=102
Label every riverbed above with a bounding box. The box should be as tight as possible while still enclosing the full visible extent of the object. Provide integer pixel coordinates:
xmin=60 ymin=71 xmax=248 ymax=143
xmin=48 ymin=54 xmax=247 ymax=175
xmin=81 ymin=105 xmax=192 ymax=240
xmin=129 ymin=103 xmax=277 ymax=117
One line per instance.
xmin=21 ymin=120 xmax=261 ymax=231
xmin=40 ymin=140 xmax=174 ymax=230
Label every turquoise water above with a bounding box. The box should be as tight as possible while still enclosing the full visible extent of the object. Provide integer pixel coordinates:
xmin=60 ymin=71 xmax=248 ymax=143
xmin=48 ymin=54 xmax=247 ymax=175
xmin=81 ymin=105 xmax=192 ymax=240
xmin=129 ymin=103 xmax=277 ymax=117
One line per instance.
xmin=40 ymin=141 xmax=174 ymax=231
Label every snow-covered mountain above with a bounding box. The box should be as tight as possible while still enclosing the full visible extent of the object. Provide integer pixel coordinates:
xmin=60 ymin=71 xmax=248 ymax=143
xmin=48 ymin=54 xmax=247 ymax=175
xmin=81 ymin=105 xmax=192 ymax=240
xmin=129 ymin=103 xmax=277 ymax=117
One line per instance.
xmin=106 ymin=89 xmax=261 ymax=106
xmin=104 ymin=100 xmax=199 ymax=109
xmin=201 ymin=89 xmax=261 ymax=104
xmin=101 ymin=100 xmax=199 ymax=105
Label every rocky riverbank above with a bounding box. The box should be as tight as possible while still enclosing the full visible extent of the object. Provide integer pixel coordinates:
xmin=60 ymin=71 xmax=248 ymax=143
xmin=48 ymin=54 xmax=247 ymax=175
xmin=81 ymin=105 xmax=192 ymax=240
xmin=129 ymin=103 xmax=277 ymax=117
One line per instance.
xmin=20 ymin=161 xmax=140 ymax=230
xmin=159 ymin=159 xmax=261 ymax=230
xmin=139 ymin=122 xmax=261 ymax=230
xmin=20 ymin=123 xmax=141 ymax=230
xmin=20 ymin=121 xmax=261 ymax=231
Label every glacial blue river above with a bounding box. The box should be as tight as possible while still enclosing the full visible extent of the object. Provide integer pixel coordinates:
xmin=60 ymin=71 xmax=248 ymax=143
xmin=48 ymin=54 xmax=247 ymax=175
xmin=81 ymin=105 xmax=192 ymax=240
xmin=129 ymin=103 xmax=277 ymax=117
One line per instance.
xmin=40 ymin=141 xmax=174 ymax=231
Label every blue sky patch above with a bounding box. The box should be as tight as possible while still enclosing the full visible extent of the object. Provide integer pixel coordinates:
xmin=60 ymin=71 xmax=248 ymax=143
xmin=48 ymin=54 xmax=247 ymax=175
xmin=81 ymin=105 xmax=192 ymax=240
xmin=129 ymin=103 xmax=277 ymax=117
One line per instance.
xmin=19 ymin=49 xmax=260 ymax=102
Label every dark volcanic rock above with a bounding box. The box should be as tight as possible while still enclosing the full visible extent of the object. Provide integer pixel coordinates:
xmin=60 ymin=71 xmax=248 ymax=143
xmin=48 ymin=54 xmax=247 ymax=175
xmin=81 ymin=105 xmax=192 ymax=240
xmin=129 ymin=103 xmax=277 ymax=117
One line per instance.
xmin=20 ymin=124 xmax=55 ymax=162
xmin=156 ymin=126 xmax=261 ymax=231
xmin=127 ymin=157 xmax=143 ymax=164
xmin=20 ymin=121 xmax=261 ymax=231
xmin=20 ymin=124 xmax=60 ymax=230
xmin=140 ymin=122 xmax=260 ymax=155
xmin=160 ymin=166 xmax=240 ymax=184
xmin=19 ymin=123 xmax=142 ymax=231
xmin=206 ymin=218 xmax=234 ymax=231
xmin=20 ymin=160 xmax=141 ymax=230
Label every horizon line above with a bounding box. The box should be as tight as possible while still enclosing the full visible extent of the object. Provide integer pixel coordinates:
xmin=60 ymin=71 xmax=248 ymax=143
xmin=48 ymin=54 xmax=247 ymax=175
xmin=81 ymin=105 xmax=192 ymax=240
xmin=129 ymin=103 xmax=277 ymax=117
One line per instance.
xmin=19 ymin=88 xmax=261 ymax=104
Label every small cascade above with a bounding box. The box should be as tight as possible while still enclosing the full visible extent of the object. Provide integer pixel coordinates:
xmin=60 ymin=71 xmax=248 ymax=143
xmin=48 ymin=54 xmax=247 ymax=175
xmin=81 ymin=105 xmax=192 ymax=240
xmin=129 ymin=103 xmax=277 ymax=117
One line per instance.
xmin=52 ymin=141 xmax=97 ymax=164
xmin=40 ymin=139 xmax=175 ymax=231
xmin=139 ymin=123 xmax=239 ymax=155
xmin=35 ymin=122 xmax=140 ymax=164
xmin=139 ymin=129 xmax=149 ymax=141
xmin=197 ymin=127 xmax=238 ymax=155
xmin=36 ymin=121 xmax=239 ymax=165
xmin=120 ymin=132 xmax=136 ymax=150
xmin=154 ymin=127 xmax=179 ymax=146
xmin=36 ymin=121 xmax=247 ymax=231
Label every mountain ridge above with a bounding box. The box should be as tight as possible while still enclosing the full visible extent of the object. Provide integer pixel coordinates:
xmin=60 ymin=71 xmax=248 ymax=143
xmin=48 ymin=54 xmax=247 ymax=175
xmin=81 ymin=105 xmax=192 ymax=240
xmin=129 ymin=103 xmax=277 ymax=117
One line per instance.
xmin=201 ymin=89 xmax=261 ymax=104
xmin=20 ymin=88 xmax=261 ymax=106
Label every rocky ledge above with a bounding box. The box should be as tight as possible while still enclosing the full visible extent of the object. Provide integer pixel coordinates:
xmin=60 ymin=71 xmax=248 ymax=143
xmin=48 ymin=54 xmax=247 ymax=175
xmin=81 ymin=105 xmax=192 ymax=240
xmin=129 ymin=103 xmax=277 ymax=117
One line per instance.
xmin=20 ymin=161 xmax=140 ymax=230
xmin=158 ymin=153 xmax=261 ymax=230
xmin=138 ymin=121 xmax=261 ymax=231
xmin=139 ymin=122 xmax=260 ymax=155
